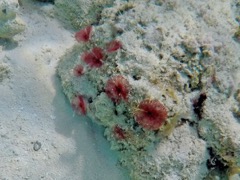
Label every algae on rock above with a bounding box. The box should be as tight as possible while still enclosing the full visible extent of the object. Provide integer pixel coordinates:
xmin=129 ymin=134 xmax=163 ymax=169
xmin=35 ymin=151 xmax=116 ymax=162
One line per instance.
xmin=0 ymin=0 xmax=25 ymax=39
xmin=57 ymin=0 xmax=240 ymax=179
xmin=55 ymin=0 xmax=114 ymax=29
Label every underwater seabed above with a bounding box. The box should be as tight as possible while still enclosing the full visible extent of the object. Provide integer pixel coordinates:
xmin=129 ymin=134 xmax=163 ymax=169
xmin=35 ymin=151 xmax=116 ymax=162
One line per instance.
xmin=1 ymin=0 xmax=240 ymax=179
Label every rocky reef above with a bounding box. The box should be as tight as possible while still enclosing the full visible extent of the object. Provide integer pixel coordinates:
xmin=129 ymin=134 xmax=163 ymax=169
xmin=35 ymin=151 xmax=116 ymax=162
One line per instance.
xmin=56 ymin=0 xmax=240 ymax=179
xmin=0 ymin=0 xmax=25 ymax=39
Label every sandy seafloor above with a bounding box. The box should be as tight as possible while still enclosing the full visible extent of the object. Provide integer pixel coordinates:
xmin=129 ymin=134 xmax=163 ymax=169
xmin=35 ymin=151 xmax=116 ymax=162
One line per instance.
xmin=0 ymin=1 xmax=129 ymax=180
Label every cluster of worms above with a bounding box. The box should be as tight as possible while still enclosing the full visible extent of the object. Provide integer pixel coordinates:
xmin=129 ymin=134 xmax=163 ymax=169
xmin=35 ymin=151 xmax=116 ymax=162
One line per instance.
xmin=71 ymin=26 xmax=168 ymax=140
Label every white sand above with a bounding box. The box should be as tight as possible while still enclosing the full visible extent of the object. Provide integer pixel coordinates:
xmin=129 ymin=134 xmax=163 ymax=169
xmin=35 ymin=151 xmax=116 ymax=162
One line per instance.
xmin=0 ymin=1 xmax=128 ymax=179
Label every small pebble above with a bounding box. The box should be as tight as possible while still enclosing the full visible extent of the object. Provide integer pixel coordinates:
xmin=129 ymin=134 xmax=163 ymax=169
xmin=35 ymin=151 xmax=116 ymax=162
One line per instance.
xmin=33 ymin=141 xmax=41 ymax=151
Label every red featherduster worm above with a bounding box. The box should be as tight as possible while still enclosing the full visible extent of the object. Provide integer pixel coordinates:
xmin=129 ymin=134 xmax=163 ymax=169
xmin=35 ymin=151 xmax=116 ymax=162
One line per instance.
xmin=105 ymin=75 xmax=130 ymax=103
xmin=82 ymin=47 xmax=105 ymax=68
xmin=71 ymin=95 xmax=87 ymax=115
xmin=75 ymin=26 xmax=92 ymax=43
xmin=73 ymin=65 xmax=84 ymax=77
xmin=135 ymin=99 xmax=167 ymax=130
xmin=106 ymin=40 xmax=122 ymax=53
xmin=113 ymin=125 xmax=126 ymax=140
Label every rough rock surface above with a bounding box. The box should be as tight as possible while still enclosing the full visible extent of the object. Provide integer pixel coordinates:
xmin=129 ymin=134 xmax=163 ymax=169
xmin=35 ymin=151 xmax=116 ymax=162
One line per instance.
xmin=0 ymin=0 xmax=25 ymax=39
xmin=57 ymin=0 xmax=240 ymax=179
xmin=55 ymin=0 xmax=114 ymax=29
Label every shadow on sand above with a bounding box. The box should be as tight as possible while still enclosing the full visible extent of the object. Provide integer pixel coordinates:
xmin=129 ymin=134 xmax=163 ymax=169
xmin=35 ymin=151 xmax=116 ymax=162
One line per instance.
xmin=51 ymin=74 xmax=129 ymax=180
xmin=0 ymin=38 xmax=18 ymax=51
